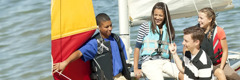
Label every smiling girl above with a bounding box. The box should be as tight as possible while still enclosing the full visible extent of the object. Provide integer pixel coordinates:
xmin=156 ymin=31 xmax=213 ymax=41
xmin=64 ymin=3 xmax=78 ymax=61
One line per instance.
xmin=198 ymin=7 xmax=240 ymax=80
xmin=133 ymin=2 xmax=178 ymax=80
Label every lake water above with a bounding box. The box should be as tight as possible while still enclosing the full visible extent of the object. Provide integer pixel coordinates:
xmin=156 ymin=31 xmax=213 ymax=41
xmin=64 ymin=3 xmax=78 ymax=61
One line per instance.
xmin=0 ymin=0 xmax=239 ymax=79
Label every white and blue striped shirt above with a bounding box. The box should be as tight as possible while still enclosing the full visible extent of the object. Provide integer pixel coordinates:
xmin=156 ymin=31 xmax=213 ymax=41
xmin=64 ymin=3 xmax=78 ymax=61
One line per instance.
xmin=135 ymin=22 xmax=149 ymax=48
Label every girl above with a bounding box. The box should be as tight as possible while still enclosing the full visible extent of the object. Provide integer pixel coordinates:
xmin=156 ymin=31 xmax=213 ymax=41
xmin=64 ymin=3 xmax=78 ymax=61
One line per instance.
xmin=133 ymin=2 xmax=178 ymax=80
xmin=198 ymin=7 xmax=239 ymax=80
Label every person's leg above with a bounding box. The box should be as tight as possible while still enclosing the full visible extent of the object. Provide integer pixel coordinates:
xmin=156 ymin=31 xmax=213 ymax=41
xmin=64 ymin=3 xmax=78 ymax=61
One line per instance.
xmin=223 ymin=63 xmax=240 ymax=80
xmin=162 ymin=60 xmax=179 ymax=78
xmin=214 ymin=68 xmax=226 ymax=80
xmin=213 ymin=64 xmax=226 ymax=80
xmin=142 ymin=59 xmax=164 ymax=80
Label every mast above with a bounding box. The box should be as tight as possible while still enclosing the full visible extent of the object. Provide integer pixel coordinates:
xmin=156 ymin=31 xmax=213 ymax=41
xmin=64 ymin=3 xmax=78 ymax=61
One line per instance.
xmin=118 ymin=0 xmax=131 ymax=63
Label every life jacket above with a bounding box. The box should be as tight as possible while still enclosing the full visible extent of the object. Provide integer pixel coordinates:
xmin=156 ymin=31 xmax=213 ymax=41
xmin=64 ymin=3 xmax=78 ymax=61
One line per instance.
xmin=140 ymin=22 xmax=170 ymax=59
xmin=90 ymin=33 xmax=130 ymax=80
xmin=210 ymin=26 xmax=223 ymax=65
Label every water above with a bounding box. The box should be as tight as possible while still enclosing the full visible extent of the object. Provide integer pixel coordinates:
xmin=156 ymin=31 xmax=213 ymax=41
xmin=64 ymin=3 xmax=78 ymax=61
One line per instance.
xmin=0 ymin=0 xmax=239 ymax=80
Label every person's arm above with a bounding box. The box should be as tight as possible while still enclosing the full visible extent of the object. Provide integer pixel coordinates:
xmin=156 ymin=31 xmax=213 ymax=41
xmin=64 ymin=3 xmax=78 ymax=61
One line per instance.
xmin=220 ymin=38 xmax=228 ymax=69
xmin=217 ymin=27 xmax=228 ymax=70
xmin=53 ymin=50 xmax=83 ymax=73
xmin=53 ymin=39 xmax=98 ymax=73
xmin=134 ymin=22 xmax=148 ymax=79
xmin=134 ymin=47 xmax=142 ymax=79
xmin=169 ymin=43 xmax=184 ymax=73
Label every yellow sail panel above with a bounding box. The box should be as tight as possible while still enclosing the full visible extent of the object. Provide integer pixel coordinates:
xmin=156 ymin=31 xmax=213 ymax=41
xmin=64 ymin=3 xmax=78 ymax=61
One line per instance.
xmin=51 ymin=0 xmax=97 ymax=40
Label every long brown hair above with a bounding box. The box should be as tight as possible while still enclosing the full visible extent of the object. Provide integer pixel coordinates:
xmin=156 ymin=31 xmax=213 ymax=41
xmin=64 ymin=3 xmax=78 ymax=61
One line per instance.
xmin=199 ymin=7 xmax=216 ymax=39
xmin=150 ymin=2 xmax=175 ymax=41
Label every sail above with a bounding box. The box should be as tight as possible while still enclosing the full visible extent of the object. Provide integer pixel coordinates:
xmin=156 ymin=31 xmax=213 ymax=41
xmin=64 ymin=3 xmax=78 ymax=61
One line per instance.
xmin=51 ymin=0 xmax=97 ymax=80
xmin=128 ymin=0 xmax=234 ymax=26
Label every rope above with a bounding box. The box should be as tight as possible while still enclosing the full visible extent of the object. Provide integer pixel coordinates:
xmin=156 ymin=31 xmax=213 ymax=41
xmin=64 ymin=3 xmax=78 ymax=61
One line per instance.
xmin=164 ymin=3 xmax=176 ymax=78
xmin=52 ymin=56 xmax=72 ymax=80
xmin=93 ymin=59 xmax=107 ymax=79
xmin=60 ymin=0 xmax=65 ymax=79
xmin=55 ymin=70 xmax=72 ymax=80
xmin=60 ymin=0 xmax=62 ymax=63
xmin=192 ymin=0 xmax=199 ymax=14
xmin=164 ymin=4 xmax=172 ymax=43
xmin=208 ymin=0 xmax=213 ymax=9
xmin=208 ymin=0 xmax=218 ymax=25
xmin=52 ymin=1 xmax=71 ymax=80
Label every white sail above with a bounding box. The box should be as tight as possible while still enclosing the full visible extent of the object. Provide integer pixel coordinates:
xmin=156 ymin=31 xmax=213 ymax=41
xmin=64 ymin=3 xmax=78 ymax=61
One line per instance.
xmin=128 ymin=0 xmax=234 ymax=26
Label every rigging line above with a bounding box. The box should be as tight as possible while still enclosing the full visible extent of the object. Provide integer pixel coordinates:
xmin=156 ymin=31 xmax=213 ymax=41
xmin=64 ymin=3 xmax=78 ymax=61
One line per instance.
xmin=93 ymin=59 xmax=107 ymax=79
xmin=164 ymin=4 xmax=172 ymax=43
xmin=192 ymin=0 xmax=199 ymax=14
xmin=164 ymin=3 xmax=175 ymax=78
xmin=208 ymin=0 xmax=213 ymax=9
xmin=59 ymin=3 xmax=64 ymax=80
xmin=51 ymin=56 xmax=72 ymax=80
xmin=55 ymin=70 xmax=72 ymax=80
xmin=59 ymin=0 xmax=71 ymax=79
xmin=208 ymin=0 xmax=218 ymax=25
xmin=59 ymin=0 xmax=62 ymax=62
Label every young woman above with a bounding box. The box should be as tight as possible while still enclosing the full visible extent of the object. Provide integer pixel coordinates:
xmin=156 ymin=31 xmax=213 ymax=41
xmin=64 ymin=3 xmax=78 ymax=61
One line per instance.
xmin=197 ymin=7 xmax=240 ymax=80
xmin=133 ymin=2 xmax=178 ymax=80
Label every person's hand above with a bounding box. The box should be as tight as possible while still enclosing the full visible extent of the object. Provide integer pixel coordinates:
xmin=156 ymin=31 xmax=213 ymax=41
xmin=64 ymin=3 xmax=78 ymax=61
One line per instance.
xmin=134 ymin=68 xmax=142 ymax=79
xmin=52 ymin=61 xmax=68 ymax=74
xmin=169 ymin=43 xmax=177 ymax=55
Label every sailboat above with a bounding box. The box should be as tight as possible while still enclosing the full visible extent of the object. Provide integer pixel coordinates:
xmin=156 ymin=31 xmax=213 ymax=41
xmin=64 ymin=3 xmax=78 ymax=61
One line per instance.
xmin=51 ymin=0 xmax=97 ymax=80
xmin=118 ymin=0 xmax=240 ymax=78
xmin=50 ymin=0 xmax=239 ymax=79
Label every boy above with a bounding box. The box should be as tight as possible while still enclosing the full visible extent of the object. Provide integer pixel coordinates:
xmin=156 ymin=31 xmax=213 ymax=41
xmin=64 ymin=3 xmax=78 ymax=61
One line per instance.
xmin=169 ymin=26 xmax=213 ymax=80
xmin=53 ymin=13 xmax=130 ymax=80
